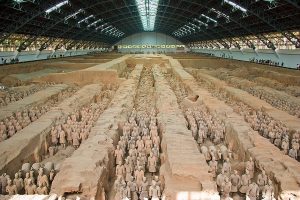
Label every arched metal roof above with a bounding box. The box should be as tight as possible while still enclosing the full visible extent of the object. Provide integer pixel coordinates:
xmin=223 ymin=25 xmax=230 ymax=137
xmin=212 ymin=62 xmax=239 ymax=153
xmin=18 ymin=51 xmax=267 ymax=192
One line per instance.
xmin=0 ymin=0 xmax=299 ymax=50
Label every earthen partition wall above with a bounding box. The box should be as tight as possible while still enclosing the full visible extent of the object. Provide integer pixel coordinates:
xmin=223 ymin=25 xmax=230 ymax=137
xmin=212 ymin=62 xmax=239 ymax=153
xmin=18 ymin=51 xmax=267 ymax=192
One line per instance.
xmin=153 ymin=65 xmax=219 ymax=200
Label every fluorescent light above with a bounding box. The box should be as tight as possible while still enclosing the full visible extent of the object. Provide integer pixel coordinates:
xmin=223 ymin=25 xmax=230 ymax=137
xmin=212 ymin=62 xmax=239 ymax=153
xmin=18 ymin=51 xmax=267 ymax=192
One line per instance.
xmin=210 ymin=8 xmax=230 ymax=22
xmin=224 ymin=0 xmax=247 ymax=13
xmin=45 ymin=0 xmax=69 ymax=14
xmin=95 ymin=23 xmax=108 ymax=31
xmin=135 ymin=0 xmax=159 ymax=31
xmin=78 ymin=15 xmax=94 ymax=24
xmin=194 ymin=18 xmax=208 ymax=27
xmin=65 ymin=9 xmax=84 ymax=21
xmin=87 ymin=19 xmax=103 ymax=27
xmin=201 ymin=14 xmax=217 ymax=23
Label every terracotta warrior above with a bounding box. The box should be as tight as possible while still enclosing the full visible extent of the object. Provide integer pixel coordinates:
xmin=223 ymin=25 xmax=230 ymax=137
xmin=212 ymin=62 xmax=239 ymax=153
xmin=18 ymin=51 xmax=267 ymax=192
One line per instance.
xmin=50 ymin=127 xmax=58 ymax=146
xmin=127 ymin=176 xmax=138 ymax=200
xmin=116 ymin=164 xmax=125 ymax=181
xmin=230 ymin=170 xmax=241 ymax=193
xmin=13 ymin=173 xmax=24 ymax=194
xmin=257 ymin=170 xmax=268 ymax=191
xmin=134 ymin=166 xmax=144 ymax=189
xmin=0 ymin=173 xmax=8 ymax=194
xmin=48 ymin=146 xmax=56 ymax=157
xmin=36 ymin=185 xmax=48 ymax=195
xmin=221 ymin=176 xmax=232 ymax=198
xmin=124 ymin=159 xmax=132 ymax=182
xmin=136 ymin=136 xmax=145 ymax=152
xmin=59 ymin=129 xmax=66 ymax=148
xmin=246 ymin=182 xmax=260 ymax=200
xmin=222 ymin=158 xmax=231 ymax=176
xmin=25 ymin=179 xmax=37 ymax=195
xmin=139 ymin=177 xmax=149 ymax=199
xmin=246 ymin=157 xmax=255 ymax=179
xmin=23 ymin=172 xmax=30 ymax=191
xmin=29 ymin=170 xmax=35 ymax=185
xmin=209 ymin=157 xmax=218 ymax=178
xmin=148 ymin=152 xmax=157 ymax=175
xmin=6 ymin=179 xmax=18 ymax=195
xmin=216 ymin=170 xmax=226 ymax=190
xmin=37 ymin=168 xmax=49 ymax=188
xmin=239 ymin=169 xmax=251 ymax=194
xmin=71 ymin=129 xmax=81 ymax=148
xmin=262 ymin=179 xmax=274 ymax=200
xmin=115 ymin=145 xmax=124 ymax=165
xmin=281 ymin=138 xmax=289 ymax=154
xmin=149 ymin=180 xmax=161 ymax=200
xmin=288 ymin=146 xmax=298 ymax=160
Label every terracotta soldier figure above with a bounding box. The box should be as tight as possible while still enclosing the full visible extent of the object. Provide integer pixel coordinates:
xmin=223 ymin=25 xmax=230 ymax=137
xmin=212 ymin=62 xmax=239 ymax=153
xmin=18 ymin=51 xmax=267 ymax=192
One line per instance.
xmin=262 ymin=179 xmax=274 ymax=200
xmin=246 ymin=182 xmax=260 ymax=200
xmin=0 ymin=173 xmax=8 ymax=194
xmin=24 ymin=172 xmax=30 ymax=191
xmin=209 ymin=157 xmax=218 ymax=178
xmin=59 ymin=129 xmax=66 ymax=148
xmin=149 ymin=180 xmax=161 ymax=200
xmin=72 ymin=129 xmax=81 ymax=149
xmin=257 ymin=170 xmax=268 ymax=191
xmin=13 ymin=173 xmax=24 ymax=194
xmin=6 ymin=179 xmax=18 ymax=195
xmin=148 ymin=152 xmax=157 ymax=175
xmin=134 ymin=166 xmax=144 ymax=189
xmin=230 ymin=170 xmax=241 ymax=193
xmin=239 ymin=169 xmax=251 ymax=194
xmin=115 ymin=145 xmax=124 ymax=165
xmin=127 ymin=176 xmax=138 ymax=200
xmin=50 ymin=127 xmax=58 ymax=146
xmin=216 ymin=170 xmax=226 ymax=190
xmin=221 ymin=176 xmax=232 ymax=198
xmin=139 ymin=177 xmax=149 ymax=199
xmin=25 ymin=179 xmax=37 ymax=195
xmin=246 ymin=157 xmax=255 ymax=179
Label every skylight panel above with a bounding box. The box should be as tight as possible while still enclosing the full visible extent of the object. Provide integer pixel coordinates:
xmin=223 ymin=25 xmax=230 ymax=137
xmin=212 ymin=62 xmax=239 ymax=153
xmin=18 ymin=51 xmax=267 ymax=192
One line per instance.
xmin=224 ymin=0 xmax=247 ymax=13
xmin=135 ymin=0 xmax=159 ymax=31
xmin=45 ymin=0 xmax=69 ymax=14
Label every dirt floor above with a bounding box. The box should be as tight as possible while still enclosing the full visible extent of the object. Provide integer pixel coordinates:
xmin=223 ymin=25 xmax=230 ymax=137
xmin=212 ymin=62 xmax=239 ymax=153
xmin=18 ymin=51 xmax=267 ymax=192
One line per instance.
xmin=0 ymin=54 xmax=299 ymax=200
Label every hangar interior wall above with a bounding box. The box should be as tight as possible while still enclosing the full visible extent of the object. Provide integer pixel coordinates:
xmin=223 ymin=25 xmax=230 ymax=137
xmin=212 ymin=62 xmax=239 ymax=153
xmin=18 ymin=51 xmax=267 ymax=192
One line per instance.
xmin=192 ymin=48 xmax=300 ymax=69
xmin=0 ymin=49 xmax=97 ymax=64
xmin=115 ymin=32 xmax=187 ymax=53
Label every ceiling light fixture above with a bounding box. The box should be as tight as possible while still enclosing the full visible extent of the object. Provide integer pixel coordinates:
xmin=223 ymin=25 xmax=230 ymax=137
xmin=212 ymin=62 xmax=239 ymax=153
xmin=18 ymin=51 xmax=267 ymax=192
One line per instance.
xmin=223 ymin=0 xmax=247 ymax=13
xmin=45 ymin=0 xmax=69 ymax=14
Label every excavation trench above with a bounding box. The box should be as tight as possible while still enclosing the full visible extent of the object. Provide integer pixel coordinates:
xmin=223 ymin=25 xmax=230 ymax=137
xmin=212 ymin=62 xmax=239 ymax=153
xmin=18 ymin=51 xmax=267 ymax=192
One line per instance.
xmin=0 ymin=84 xmax=69 ymax=121
xmin=166 ymin=56 xmax=300 ymax=200
xmin=165 ymin=70 xmax=251 ymax=199
xmin=0 ymin=85 xmax=79 ymax=143
xmin=188 ymin=68 xmax=300 ymax=118
xmin=0 ymin=84 xmax=118 ymax=197
xmin=186 ymin=68 xmax=300 ymax=163
xmin=107 ymin=64 xmax=164 ymax=199
xmin=50 ymin=64 xmax=143 ymax=199
xmin=0 ymin=84 xmax=103 ymax=177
